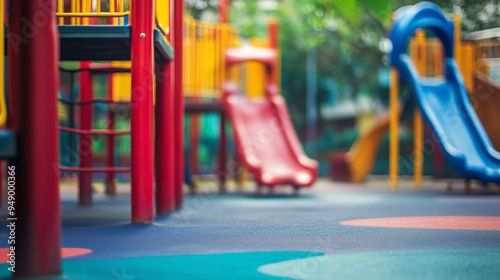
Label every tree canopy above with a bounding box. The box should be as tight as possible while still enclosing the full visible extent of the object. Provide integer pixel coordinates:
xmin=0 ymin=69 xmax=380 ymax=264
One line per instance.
xmin=186 ymin=0 xmax=500 ymax=129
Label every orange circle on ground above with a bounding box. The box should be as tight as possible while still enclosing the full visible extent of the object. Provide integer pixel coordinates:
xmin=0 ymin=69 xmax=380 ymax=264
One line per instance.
xmin=340 ymin=216 xmax=500 ymax=231
xmin=0 ymin=248 xmax=92 ymax=263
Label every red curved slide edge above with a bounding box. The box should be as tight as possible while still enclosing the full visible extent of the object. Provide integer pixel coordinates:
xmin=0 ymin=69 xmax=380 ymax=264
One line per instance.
xmin=222 ymin=84 xmax=318 ymax=187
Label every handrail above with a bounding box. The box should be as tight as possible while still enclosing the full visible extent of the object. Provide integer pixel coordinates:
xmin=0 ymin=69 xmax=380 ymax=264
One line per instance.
xmin=59 ymin=166 xmax=131 ymax=172
xmin=56 ymin=0 xmax=130 ymax=25
xmin=56 ymin=12 xmax=130 ymax=18
xmin=55 ymin=1 xmax=169 ymax=36
xmin=183 ymin=17 xmax=242 ymax=98
xmin=58 ymin=98 xmax=131 ymax=106
xmin=55 ymin=0 xmax=170 ymax=46
xmin=59 ymin=65 xmax=131 ymax=74
xmin=58 ymin=126 xmax=131 ymax=135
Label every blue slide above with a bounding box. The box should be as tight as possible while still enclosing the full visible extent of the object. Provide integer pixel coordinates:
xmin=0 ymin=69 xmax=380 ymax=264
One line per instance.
xmin=390 ymin=2 xmax=500 ymax=182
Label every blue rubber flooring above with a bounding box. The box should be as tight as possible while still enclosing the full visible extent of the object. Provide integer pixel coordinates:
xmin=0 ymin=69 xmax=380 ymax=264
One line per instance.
xmin=0 ymin=180 xmax=499 ymax=279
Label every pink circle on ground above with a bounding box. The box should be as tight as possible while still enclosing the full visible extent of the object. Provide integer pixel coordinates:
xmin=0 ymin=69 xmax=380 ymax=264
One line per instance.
xmin=340 ymin=216 xmax=500 ymax=231
xmin=0 ymin=248 xmax=92 ymax=263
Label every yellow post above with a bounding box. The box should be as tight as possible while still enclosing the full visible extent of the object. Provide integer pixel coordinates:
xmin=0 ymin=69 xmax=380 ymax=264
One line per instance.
xmin=57 ymin=0 xmax=64 ymax=25
xmin=119 ymin=0 xmax=125 ymax=25
xmin=70 ymin=0 xmax=75 ymax=25
xmin=220 ymin=23 xmax=228 ymax=96
xmin=0 ymin=0 xmax=6 ymax=127
xmin=469 ymin=44 xmax=476 ymax=91
xmin=389 ymin=68 xmax=399 ymax=191
xmin=82 ymin=0 xmax=89 ymax=25
xmin=414 ymin=111 xmax=423 ymax=188
xmin=246 ymin=37 xmax=267 ymax=99
xmin=413 ymin=30 xmax=425 ymax=188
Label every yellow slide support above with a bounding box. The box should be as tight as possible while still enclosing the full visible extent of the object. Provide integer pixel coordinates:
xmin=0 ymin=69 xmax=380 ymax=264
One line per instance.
xmin=331 ymin=105 xmax=402 ymax=183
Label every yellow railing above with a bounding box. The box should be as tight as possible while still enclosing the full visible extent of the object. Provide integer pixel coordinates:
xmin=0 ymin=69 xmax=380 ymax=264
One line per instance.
xmin=56 ymin=0 xmax=130 ymax=25
xmin=409 ymin=33 xmax=477 ymax=93
xmin=55 ymin=0 xmax=169 ymax=37
xmin=111 ymin=17 xmax=243 ymax=101
xmin=183 ymin=16 xmax=242 ymax=98
xmin=476 ymin=40 xmax=500 ymax=82
xmin=55 ymin=0 xmax=171 ymax=103
xmin=182 ymin=16 xmax=273 ymax=99
xmin=410 ymin=31 xmax=443 ymax=78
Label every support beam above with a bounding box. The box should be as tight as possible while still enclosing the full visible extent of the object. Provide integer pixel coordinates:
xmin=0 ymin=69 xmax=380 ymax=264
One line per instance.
xmin=219 ymin=0 xmax=228 ymax=23
xmin=189 ymin=115 xmax=200 ymax=174
xmin=155 ymin=0 xmax=175 ymax=213
xmin=8 ymin=0 xmax=61 ymax=275
xmin=389 ymin=68 xmax=399 ymax=191
xmin=105 ymin=81 xmax=116 ymax=196
xmin=131 ymin=0 xmax=155 ymax=223
xmin=155 ymin=61 xmax=175 ymax=213
xmin=79 ymin=61 xmax=93 ymax=205
xmin=174 ymin=0 xmax=185 ymax=209
xmin=218 ymin=114 xmax=227 ymax=192
xmin=268 ymin=21 xmax=279 ymax=87
xmin=413 ymin=30 xmax=425 ymax=189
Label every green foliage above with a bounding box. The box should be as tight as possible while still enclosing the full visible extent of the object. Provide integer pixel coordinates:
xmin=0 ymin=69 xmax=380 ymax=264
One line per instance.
xmin=187 ymin=0 xmax=500 ymax=153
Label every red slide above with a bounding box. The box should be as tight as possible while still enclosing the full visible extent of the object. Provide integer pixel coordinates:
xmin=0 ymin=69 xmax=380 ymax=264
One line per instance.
xmin=222 ymin=84 xmax=318 ymax=188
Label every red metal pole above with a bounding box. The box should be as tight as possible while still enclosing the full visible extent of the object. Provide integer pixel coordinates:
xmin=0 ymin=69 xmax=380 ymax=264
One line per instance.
xmin=106 ymin=17 xmax=116 ymax=196
xmin=155 ymin=0 xmax=175 ymax=214
xmin=155 ymin=63 xmax=175 ymax=213
xmin=8 ymin=0 xmax=61 ymax=275
xmin=268 ymin=21 xmax=279 ymax=86
xmin=79 ymin=61 xmax=93 ymax=205
xmin=219 ymin=0 xmax=228 ymax=23
xmin=218 ymin=114 xmax=227 ymax=191
xmin=189 ymin=116 xmax=200 ymax=174
xmin=131 ymin=0 xmax=155 ymax=222
xmin=217 ymin=0 xmax=228 ymax=191
xmin=106 ymin=76 xmax=116 ymax=196
xmin=174 ymin=0 xmax=185 ymax=209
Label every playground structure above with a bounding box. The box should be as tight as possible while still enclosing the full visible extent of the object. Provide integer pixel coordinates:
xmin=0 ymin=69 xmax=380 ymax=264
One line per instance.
xmin=388 ymin=2 xmax=500 ymax=189
xmin=183 ymin=17 xmax=279 ymax=191
xmin=331 ymin=6 xmax=500 ymax=187
xmin=1 ymin=1 xmax=500 ymax=278
xmin=0 ymin=0 xmax=185 ymax=276
xmin=0 ymin=0 xmax=312 ymax=276
xmin=473 ymin=72 xmax=500 ymax=151
xmin=222 ymin=47 xmax=318 ymax=193
xmin=53 ymin=9 xmax=285 ymax=192
xmin=181 ymin=13 xmax=317 ymax=192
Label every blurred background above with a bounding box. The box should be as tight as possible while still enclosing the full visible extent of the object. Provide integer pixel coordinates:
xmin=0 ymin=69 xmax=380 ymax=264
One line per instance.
xmin=181 ymin=0 xmax=499 ymax=177
xmin=56 ymin=0 xmax=500 ymax=180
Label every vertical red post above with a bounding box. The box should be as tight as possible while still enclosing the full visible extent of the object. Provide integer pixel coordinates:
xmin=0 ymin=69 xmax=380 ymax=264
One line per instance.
xmin=217 ymin=0 xmax=228 ymax=191
xmin=8 ymin=0 xmax=61 ymax=275
xmin=268 ymin=21 xmax=279 ymax=86
xmin=189 ymin=116 xmax=200 ymax=174
xmin=79 ymin=61 xmax=93 ymax=205
xmin=218 ymin=114 xmax=227 ymax=191
xmin=219 ymin=0 xmax=228 ymax=23
xmin=174 ymin=0 xmax=185 ymax=209
xmin=106 ymin=75 xmax=116 ymax=196
xmin=155 ymin=0 xmax=175 ymax=214
xmin=131 ymin=0 xmax=155 ymax=222
xmin=433 ymin=137 xmax=444 ymax=175
xmin=106 ymin=16 xmax=116 ymax=196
